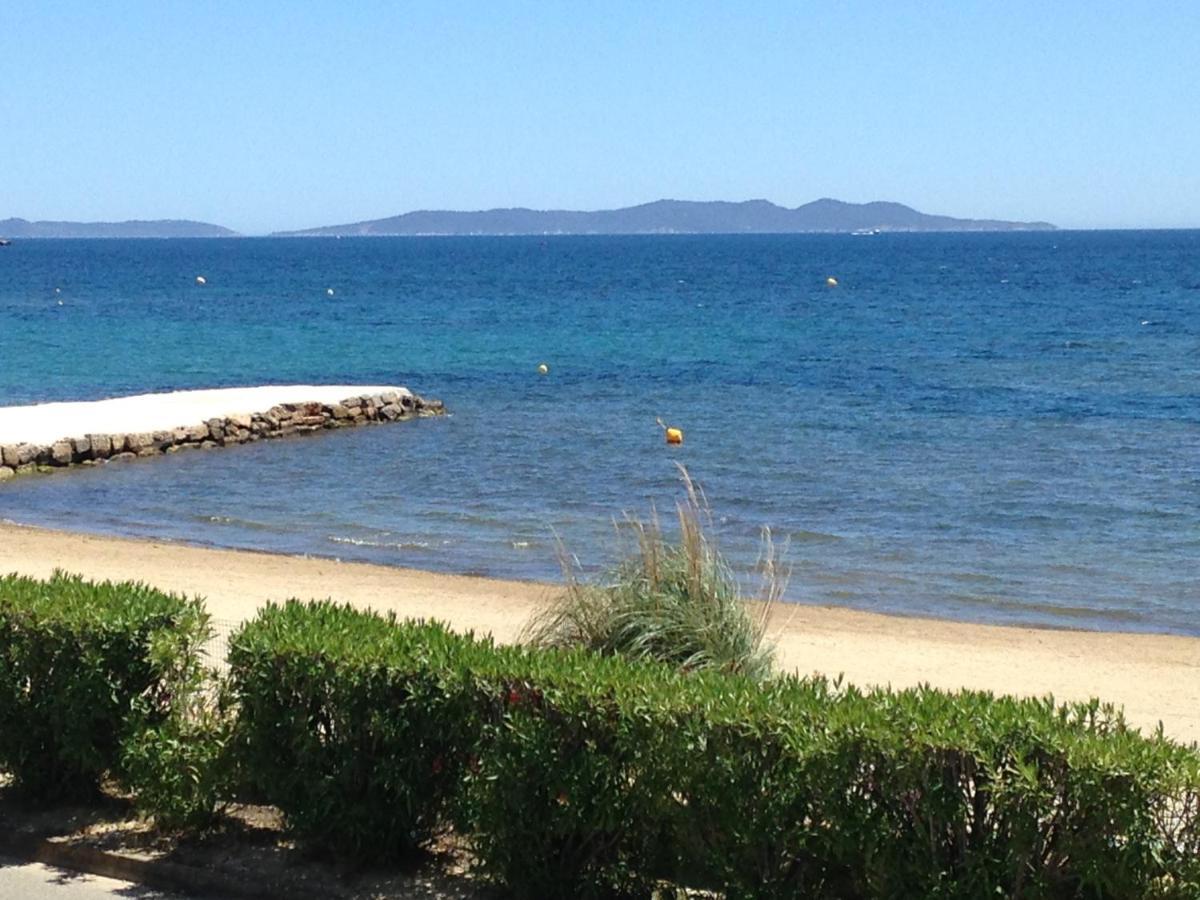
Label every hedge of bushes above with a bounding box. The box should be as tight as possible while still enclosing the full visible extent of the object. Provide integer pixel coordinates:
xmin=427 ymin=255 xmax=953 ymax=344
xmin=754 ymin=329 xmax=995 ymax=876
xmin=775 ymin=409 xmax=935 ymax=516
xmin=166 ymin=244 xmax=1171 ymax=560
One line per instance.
xmin=0 ymin=571 xmax=210 ymax=800
xmin=229 ymin=600 xmax=1200 ymax=899
xmin=3 ymin=578 xmax=1199 ymax=898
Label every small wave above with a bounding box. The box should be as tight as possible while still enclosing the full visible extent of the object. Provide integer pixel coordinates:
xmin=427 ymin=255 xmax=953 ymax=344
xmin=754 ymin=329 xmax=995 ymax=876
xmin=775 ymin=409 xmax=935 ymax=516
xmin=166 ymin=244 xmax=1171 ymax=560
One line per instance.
xmin=945 ymin=571 xmax=1006 ymax=585
xmin=328 ymin=534 xmax=432 ymax=551
xmin=195 ymin=514 xmax=281 ymax=532
xmin=787 ymin=529 xmax=842 ymax=544
xmin=944 ymin=592 xmax=1147 ymax=625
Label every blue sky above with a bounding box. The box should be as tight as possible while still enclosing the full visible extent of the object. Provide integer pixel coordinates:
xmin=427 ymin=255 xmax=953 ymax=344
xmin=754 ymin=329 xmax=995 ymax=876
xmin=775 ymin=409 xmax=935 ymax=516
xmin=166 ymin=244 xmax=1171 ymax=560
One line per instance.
xmin=2 ymin=2 xmax=1197 ymax=233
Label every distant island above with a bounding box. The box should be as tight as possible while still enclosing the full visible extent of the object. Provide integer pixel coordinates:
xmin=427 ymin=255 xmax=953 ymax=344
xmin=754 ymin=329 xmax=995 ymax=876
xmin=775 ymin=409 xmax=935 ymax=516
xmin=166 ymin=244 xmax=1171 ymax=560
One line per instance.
xmin=0 ymin=218 xmax=237 ymax=238
xmin=0 ymin=200 xmax=1056 ymax=239
xmin=275 ymin=198 xmax=1055 ymax=236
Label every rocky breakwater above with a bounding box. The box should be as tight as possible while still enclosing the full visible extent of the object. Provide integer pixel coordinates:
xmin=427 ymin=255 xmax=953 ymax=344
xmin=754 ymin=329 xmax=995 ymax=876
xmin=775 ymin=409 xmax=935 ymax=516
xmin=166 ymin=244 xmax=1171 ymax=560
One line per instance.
xmin=0 ymin=390 xmax=444 ymax=480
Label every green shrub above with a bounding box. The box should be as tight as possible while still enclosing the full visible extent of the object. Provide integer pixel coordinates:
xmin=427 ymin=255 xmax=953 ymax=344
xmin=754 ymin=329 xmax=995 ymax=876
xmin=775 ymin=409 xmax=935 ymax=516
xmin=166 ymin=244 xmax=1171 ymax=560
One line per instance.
xmin=225 ymin=601 xmax=1200 ymax=897
xmin=0 ymin=571 xmax=210 ymax=800
xmin=523 ymin=467 xmax=780 ymax=680
xmin=120 ymin=674 xmax=235 ymax=830
xmin=457 ymin=648 xmax=687 ymax=899
xmin=226 ymin=600 xmax=485 ymax=860
xmin=658 ymin=683 xmax=1200 ymax=899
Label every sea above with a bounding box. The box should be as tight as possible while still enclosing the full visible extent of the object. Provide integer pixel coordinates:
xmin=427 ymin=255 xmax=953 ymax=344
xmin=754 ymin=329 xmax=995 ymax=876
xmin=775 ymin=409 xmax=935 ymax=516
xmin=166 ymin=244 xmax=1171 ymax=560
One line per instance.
xmin=1 ymin=232 xmax=1197 ymax=635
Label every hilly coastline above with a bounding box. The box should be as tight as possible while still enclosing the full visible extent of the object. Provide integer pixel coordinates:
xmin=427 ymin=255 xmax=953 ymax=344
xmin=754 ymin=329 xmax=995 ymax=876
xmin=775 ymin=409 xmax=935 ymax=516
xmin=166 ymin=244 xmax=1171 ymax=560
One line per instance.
xmin=276 ymin=198 xmax=1055 ymax=236
xmin=0 ymin=200 xmax=1056 ymax=239
xmin=0 ymin=218 xmax=237 ymax=238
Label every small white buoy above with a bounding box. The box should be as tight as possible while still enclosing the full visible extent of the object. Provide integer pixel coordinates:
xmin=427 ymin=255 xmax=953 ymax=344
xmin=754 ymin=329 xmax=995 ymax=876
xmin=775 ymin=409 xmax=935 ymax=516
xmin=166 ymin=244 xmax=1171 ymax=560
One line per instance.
xmin=326 ymin=288 xmax=335 ymax=297
xmin=54 ymin=287 xmax=61 ymax=294
xmin=57 ymin=300 xmax=63 ymax=306
xmin=826 ymin=276 xmax=838 ymax=287
xmin=195 ymin=275 xmax=207 ymax=286
xmin=537 ymin=363 xmax=549 ymax=375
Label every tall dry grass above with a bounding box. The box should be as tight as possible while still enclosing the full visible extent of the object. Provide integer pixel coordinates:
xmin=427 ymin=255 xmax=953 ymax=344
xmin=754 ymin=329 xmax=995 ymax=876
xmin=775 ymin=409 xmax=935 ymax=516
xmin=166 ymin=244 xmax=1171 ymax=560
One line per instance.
xmin=523 ymin=466 xmax=785 ymax=679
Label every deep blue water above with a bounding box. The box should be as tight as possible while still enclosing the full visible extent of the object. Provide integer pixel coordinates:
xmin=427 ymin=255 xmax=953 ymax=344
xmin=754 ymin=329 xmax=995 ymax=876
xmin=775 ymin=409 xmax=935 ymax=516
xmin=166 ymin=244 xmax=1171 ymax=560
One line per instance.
xmin=1 ymin=233 xmax=1198 ymax=634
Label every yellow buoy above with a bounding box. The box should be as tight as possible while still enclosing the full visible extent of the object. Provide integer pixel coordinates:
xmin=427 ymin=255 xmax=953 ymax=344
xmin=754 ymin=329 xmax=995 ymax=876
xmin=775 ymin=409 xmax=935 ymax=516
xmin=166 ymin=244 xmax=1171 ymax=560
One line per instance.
xmin=656 ymin=417 xmax=684 ymax=445
xmin=195 ymin=275 xmax=207 ymax=285
xmin=826 ymin=276 xmax=838 ymax=287
xmin=537 ymin=363 xmax=549 ymax=375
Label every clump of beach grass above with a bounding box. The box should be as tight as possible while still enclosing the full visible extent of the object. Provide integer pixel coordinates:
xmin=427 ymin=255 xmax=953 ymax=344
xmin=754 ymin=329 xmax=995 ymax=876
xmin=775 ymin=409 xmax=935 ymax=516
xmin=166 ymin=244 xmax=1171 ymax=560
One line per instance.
xmin=523 ymin=466 xmax=785 ymax=680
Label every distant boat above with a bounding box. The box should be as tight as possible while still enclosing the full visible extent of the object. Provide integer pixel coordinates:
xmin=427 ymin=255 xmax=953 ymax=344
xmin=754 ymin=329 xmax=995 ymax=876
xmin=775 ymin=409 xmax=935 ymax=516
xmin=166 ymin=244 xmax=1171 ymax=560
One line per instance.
xmin=851 ymin=228 xmax=880 ymax=236
xmin=0 ymin=239 xmax=11 ymax=246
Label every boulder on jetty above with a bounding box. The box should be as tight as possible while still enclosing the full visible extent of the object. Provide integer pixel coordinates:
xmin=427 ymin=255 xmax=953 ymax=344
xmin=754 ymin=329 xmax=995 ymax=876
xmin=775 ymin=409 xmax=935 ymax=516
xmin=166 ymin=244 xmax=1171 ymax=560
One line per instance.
xmin=0 ymin=387 xmax=445 ymax=479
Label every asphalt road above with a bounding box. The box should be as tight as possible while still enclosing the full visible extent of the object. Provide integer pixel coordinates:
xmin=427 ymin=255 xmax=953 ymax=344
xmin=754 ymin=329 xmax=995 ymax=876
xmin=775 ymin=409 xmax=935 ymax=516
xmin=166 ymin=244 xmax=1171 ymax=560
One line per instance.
xmin=0 ymin=856 xmax=198 ymax=898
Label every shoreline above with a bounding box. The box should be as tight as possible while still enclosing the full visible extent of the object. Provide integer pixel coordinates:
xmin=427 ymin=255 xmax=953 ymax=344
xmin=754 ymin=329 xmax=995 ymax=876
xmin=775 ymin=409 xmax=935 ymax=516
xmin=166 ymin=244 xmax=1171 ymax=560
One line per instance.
xmin=0 ymin=520 xmax=1196 ymax=745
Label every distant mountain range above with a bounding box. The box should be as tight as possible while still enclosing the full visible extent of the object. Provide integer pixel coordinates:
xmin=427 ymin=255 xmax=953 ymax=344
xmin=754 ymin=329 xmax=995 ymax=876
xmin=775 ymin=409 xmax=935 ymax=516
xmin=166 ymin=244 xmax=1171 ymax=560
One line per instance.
xmin=0 ymin=218 xmax=237 ymax=238
xmin=275 ymin=198 xmax=1055 ymax=236
xmin=0 ymin=200 xmax=1056 ymax=239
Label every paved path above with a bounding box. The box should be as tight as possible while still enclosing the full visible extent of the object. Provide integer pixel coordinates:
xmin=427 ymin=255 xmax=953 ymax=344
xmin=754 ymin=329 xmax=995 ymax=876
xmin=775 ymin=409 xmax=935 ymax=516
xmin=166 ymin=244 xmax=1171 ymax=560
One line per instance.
xmin=0 ymin=856 xmax=197 ymax=899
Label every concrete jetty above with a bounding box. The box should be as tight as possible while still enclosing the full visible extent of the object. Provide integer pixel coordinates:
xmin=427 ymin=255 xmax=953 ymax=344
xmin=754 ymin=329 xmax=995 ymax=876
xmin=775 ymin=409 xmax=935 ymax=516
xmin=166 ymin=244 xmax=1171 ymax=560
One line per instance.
xmin=0 ymin=385 xmax=444 ymax=479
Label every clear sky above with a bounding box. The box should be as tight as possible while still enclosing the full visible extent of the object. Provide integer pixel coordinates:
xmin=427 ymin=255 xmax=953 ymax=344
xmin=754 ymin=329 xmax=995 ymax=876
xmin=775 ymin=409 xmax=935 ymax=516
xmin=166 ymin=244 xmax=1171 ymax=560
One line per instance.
xmin=2 ymin=2 xmax=1197 ymax=234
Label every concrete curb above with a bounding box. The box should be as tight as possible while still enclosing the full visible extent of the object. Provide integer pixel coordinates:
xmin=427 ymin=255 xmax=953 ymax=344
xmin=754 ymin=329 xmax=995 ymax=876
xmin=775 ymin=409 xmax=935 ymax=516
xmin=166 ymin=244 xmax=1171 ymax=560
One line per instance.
xmin=0 ymin=831 xmax=321 ymax=899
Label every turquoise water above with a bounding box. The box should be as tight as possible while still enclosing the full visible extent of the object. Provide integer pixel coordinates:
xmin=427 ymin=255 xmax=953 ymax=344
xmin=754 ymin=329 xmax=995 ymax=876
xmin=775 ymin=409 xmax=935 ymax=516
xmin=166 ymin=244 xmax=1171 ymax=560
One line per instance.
xmin=1 ymin=233 xmax=1198 ymax=634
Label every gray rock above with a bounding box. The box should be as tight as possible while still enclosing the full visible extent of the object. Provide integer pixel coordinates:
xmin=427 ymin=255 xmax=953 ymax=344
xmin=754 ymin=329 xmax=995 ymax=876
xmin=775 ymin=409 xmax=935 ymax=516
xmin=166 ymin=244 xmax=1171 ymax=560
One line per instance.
xmin=16 ymin=444 xmax=38 ymax=465
xmin=0 ymin=465 xmax=14 ymax=481
xmin=1 ymin=445 xmax=18 ymax=467
xmin=186 ymin=424 xmax=208 ymax=442
xmin=109 ymin=434 xmax=127 ymax=453
xmin=88 ymin=434 xmax=112 ymax=458
xmin=50 ymin=441 xmax=74 ymax=465
xmin=227 ymin=413 xmax=252 ymax=429
xmin=73 ymin=436 xmax=92 ymax=459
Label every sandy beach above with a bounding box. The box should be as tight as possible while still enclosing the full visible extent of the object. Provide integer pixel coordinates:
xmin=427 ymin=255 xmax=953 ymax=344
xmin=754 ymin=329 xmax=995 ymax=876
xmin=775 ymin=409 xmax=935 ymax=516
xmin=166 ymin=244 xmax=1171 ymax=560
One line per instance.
xmin=1 ymin=521 xmax=1195 ymax=745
